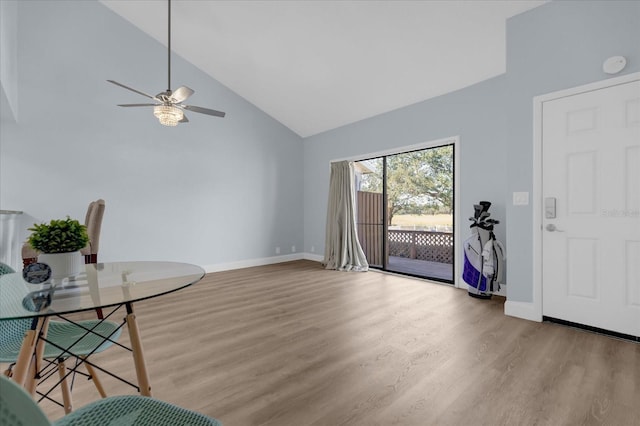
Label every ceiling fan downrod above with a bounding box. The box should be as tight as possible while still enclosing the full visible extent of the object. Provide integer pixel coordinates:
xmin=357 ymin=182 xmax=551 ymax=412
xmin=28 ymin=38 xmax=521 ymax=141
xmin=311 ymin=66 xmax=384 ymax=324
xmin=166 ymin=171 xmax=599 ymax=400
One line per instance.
xmin=167 ymin=0 xmax=171 ymax=94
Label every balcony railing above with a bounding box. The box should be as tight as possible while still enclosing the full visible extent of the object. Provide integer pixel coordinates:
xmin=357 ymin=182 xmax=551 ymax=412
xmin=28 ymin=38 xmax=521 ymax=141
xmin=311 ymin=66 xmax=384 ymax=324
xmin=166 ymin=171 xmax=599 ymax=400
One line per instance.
xmin=388 ymin=229 xmax=453 ymax=264
xmin=356 ymin=225 xmax=454 ymax=267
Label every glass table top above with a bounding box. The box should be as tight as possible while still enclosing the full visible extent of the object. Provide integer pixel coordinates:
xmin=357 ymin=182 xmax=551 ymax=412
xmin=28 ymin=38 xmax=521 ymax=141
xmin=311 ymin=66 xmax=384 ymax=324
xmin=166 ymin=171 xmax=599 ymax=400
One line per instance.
xmin=0 ymin=261 xmax=205 ymax=320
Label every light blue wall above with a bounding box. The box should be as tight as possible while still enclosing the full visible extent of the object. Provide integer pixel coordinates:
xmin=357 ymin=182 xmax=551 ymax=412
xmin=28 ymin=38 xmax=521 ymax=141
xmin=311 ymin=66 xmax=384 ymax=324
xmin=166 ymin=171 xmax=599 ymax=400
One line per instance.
xmin=505 ymin=0 xmax=640 ymax=302
xmin=0 ymin=0 xmax=303 ymax=268
xmin=303 ymin=0 xmax=640 ymax=302
xmin=0 ymin=0 xmax=18 ymax=121
xmin=303 ymin=75 xmax=508 ymax=267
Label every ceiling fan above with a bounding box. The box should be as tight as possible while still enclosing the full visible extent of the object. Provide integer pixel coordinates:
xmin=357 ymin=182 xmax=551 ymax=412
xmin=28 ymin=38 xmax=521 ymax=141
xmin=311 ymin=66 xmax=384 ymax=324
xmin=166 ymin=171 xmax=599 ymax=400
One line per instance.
xmin=107 ymin=0 xmax=225 ymax=127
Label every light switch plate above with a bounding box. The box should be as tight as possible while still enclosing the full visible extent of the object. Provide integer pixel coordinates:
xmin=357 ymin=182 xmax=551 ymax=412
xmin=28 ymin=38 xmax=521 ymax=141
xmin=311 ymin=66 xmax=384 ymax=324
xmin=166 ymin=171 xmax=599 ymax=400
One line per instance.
xmin=513 ymin=192 xmax=529 ymax=206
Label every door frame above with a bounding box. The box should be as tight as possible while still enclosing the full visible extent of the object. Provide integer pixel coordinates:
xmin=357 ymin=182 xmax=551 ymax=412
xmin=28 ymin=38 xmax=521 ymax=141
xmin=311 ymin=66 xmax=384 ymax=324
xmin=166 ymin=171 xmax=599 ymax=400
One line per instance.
xmin=531 ymin=72 xmax=640 ymax=321
xmin=332 ymin=135 xmax=461 ymax=288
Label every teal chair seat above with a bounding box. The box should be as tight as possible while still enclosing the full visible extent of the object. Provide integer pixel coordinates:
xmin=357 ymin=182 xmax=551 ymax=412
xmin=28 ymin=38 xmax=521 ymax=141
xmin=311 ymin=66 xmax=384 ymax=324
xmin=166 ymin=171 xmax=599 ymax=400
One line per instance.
xmin=0 ymin=262 xmax=122 ymax=413
xmin=0 ymin=376 xmax=222 ymax=426
xmin=0 ymin=261 xmax=121 ymax=364
xmin=0 ymin=319 xmax=122 ymax=363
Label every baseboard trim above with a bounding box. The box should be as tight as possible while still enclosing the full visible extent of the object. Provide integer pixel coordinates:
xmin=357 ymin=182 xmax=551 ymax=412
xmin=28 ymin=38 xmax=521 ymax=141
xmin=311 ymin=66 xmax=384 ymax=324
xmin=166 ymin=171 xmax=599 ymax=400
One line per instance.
xmin=203 ymin=253 xmax=305 ymax=273
xmin=303 ymin=253 xmax=324 ymax=262
xmin=504 ymin=300 xmax=542 ymax=322
xmin=202 ymin=252 xmax=324 ymax=273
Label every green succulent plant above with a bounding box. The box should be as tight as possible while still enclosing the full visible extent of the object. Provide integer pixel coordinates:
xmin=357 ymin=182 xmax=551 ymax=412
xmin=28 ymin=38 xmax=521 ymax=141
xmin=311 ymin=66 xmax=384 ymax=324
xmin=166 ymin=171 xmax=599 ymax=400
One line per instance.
xmin=27 ymin=216 xmax=89 ymax=254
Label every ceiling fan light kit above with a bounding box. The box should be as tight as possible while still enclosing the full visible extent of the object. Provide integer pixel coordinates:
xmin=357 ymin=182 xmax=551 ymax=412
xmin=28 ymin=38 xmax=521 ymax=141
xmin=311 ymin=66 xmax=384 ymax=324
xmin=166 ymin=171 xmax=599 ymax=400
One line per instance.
xmin=154 ymin=105 xmax=183 ymax=126
xmin=108 ymin=0 xmax=225 ymax=127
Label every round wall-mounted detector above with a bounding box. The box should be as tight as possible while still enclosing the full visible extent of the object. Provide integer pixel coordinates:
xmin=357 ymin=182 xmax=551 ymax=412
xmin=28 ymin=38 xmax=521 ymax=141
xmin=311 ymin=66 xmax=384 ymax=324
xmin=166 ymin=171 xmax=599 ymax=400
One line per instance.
xmin=603 ymin=56 xmax=627 ymax=74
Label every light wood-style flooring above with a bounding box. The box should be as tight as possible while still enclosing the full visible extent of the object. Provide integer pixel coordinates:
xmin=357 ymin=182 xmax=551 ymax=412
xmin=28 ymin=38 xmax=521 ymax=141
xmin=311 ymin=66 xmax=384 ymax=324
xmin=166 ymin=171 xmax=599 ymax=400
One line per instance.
xmin=35 ymin=260 xmax=640 ymax=425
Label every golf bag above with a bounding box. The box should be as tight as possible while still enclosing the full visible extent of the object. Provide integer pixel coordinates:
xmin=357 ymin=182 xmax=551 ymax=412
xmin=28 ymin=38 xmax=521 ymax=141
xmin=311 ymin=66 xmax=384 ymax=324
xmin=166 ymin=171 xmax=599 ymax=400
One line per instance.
xmin=462 ymin=201 xmax=506 ymax=299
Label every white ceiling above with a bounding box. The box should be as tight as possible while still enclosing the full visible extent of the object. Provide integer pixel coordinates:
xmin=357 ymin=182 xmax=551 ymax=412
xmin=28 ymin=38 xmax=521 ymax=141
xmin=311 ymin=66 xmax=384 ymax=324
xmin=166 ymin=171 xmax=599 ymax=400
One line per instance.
xmin=101 ymin=0 xmax=546 ymax=137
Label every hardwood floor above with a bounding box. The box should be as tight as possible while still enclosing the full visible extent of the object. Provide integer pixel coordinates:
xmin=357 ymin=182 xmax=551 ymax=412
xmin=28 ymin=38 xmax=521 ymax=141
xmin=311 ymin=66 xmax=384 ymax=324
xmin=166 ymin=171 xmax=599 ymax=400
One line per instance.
xmin=33 ymin=260 xmax=639 ymax=425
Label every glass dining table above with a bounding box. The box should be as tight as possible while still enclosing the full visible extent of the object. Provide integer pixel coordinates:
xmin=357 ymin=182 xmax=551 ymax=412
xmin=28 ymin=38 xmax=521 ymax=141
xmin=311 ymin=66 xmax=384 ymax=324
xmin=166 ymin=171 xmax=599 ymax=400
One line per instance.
xmin=0 ymin=261 xmax=205 ymax=403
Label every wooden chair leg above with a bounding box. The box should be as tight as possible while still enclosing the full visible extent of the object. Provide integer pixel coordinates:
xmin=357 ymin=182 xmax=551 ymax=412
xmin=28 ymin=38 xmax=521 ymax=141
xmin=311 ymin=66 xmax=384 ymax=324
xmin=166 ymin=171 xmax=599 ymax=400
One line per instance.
xmin=57 ymin=359 xmax=73 ymax=414
xmin=125 ymin=310 xmax=152 ymax=397
xmin=25 ymin=318 xmax=50 ymax=396
xmin=12 ymin=328 xmax=38 ymax=387
xmin=83 ymin=359 xmax=107 ymax=398
xmin=25 ymin=360 xmax=38 ymax=396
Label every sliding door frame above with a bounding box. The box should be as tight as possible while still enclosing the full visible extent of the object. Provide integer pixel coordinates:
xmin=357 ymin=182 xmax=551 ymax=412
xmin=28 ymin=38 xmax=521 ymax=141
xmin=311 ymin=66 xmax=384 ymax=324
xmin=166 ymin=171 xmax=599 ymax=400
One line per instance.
xmin=333 ymin=136 xmax=461 ymax=288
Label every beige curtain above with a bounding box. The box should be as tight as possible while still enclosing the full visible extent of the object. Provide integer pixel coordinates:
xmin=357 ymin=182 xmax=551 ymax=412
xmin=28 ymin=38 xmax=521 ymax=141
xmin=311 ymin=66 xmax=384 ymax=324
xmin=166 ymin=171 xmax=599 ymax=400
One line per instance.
xmin=323 ymin=161 xmax=369 ymax=272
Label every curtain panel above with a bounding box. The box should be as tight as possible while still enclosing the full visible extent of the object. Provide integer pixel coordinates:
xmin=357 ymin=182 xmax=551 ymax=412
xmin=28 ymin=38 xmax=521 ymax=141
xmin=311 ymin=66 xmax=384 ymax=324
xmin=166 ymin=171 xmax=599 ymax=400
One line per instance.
xmin=323 ymin=161 xmax=369 ymax=272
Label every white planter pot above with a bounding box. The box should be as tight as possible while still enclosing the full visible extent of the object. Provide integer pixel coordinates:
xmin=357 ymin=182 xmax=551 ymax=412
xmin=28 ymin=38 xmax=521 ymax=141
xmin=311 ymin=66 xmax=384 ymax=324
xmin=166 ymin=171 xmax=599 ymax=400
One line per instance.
xmin=38 ymin=251 xmax=84 ymax=280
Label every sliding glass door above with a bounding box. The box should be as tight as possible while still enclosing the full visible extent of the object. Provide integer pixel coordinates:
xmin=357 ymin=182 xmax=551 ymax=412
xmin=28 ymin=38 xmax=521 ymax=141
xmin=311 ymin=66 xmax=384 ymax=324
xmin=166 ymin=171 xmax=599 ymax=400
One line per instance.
xmin=355 ymin=144 xmax=454 ymax=283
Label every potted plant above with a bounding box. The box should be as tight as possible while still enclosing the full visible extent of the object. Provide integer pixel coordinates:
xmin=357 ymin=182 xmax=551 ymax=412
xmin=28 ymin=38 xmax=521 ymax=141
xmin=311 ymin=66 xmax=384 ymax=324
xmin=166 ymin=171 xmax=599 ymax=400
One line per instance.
xmin=27 ymin=216 xmax=89 ymax=280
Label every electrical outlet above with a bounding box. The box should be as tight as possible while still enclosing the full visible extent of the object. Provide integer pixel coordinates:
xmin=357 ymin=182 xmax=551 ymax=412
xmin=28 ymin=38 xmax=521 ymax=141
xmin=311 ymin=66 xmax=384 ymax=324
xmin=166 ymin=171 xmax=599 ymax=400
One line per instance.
xmin=291 ymin=245 xmax=296 ymax=253
xmin=275 ymin=247 xmax=280 ymax=254
xmin=311 ymin=246 xmax=315 ymax=252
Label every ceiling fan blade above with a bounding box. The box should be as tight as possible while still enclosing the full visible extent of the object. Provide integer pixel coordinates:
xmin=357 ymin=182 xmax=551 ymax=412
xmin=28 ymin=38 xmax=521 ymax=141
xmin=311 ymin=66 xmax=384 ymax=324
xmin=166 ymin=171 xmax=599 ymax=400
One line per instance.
xmin=179 ymin=114 xmax=189 ymax=123
xmin=183 ymin=105 xmax=226 ymax=118
xmin=117 ymin=103 xmax=158 ymax=107
xmin=171 ymin=86 xmax=194 ymax=103
xmin=107 ymin=80 xmax=158 ymax=100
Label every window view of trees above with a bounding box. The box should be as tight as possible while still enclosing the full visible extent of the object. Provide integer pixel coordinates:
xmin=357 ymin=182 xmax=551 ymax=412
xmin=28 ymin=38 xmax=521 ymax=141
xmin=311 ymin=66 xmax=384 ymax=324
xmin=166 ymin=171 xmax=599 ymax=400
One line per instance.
xmin=359 ymin=145 xmax=453 ymax=227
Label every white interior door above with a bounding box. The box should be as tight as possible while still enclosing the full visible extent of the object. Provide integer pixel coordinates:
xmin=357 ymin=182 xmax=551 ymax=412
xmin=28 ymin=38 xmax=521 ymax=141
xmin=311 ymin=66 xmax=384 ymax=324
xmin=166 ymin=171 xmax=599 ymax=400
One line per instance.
xmin=542 ymin=79 xmax=640 ymax=337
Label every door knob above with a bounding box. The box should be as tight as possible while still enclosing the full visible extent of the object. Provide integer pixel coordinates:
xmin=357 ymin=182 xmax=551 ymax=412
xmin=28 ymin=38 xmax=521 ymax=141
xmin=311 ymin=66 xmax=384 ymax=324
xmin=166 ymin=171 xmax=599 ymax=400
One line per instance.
xmin=545 ymin=223 xmax=564 ymax=232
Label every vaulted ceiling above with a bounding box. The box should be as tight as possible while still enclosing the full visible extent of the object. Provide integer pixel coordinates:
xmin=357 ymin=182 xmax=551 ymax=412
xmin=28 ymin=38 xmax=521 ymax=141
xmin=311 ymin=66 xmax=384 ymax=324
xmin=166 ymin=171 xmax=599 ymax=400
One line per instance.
xmin=101 ymin=0 xmax=546 ymax=137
